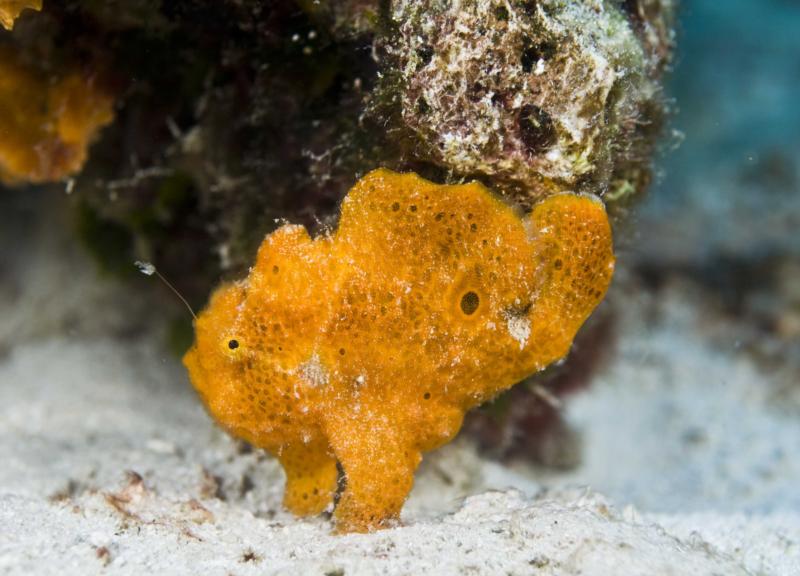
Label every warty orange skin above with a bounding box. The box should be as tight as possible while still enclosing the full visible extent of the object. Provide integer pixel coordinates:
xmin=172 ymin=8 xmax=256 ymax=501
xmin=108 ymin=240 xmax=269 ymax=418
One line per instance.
xmin=184 ymin=168 xmax=614 ymax=533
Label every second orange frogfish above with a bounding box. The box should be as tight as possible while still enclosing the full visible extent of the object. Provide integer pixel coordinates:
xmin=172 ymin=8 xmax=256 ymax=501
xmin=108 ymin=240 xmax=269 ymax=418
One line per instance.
xmin=184 ymin=168 xmax=614 ymax=533
xmin=0 ymin=1 xmax=41 ymax=29
xmin=0 ymin=45 xmax=114 ymax=185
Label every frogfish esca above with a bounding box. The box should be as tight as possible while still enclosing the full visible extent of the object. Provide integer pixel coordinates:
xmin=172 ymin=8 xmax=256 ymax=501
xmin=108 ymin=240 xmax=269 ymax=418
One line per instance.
xmin=184 ymin=168 xmax=614 ymax=533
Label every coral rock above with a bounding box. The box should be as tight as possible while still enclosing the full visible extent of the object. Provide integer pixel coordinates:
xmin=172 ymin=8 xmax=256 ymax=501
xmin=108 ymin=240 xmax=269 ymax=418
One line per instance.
xmin=380 ymin=0 xmax=675 ymax=205
xmin=184 ymin=168 xmax=614 ymax=532
xmin=0 ymin=0 xmax=40 ymax=29
xmin=0 ymin=47 xmax=115 ymax=185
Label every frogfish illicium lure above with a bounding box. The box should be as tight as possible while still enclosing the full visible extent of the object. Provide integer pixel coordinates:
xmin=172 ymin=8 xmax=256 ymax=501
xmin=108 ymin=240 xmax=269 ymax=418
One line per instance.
xmin=184 ymin=168 xmax=614 ymax=532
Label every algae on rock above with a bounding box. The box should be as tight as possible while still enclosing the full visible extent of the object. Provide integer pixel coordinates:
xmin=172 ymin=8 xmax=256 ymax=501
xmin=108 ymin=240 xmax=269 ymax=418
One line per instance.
xmin=376 ymin=0 xmax=675 ymax=207
xmin=0 ymin=0 xmax=674 ymax=308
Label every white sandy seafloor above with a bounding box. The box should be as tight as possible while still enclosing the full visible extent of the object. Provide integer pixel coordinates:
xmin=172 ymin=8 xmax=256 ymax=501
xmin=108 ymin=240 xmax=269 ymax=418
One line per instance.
xmin=0 ymin=198 xmax=799 ymax=576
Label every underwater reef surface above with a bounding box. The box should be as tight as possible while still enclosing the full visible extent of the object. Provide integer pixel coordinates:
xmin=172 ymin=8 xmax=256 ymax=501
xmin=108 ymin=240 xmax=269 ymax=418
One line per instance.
xmin=1 ymin=0 xmax=800 ymax=571
xmin=380 ymin=0 xmax=674 ymax=207
xmin=0 ymin=0 xmax=674 ymax=309
xmin=0 ymin=204 xmax=798 ymax=572
xmin=0 ymin=0 xmax=676 ymax=461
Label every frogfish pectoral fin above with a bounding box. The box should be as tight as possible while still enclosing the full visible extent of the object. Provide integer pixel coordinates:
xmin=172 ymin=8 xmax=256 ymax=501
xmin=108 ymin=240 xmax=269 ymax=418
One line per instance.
xmin=523 ymin=193 xmax=615 ymax=364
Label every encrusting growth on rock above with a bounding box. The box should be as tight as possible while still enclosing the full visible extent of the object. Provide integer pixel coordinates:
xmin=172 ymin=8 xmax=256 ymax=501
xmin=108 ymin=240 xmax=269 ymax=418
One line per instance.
xmin=0 ymin=46 xmax=115 ymax=185
xmin=380 ymin=0 xmax=675 ymax=206
xmin=184 ymin=168 xmax=614 ymax=532
xmin=0 ymin=0 xmax=40 ymax=29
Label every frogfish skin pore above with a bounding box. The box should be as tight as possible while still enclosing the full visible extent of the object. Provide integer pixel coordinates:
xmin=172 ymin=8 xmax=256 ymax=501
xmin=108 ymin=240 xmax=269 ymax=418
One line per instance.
xmin=184 ymin=168 xmax=615 ymax=533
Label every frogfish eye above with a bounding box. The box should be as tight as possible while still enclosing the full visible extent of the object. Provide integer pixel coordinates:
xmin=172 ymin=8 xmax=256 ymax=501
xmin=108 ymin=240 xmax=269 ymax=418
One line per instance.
xmin=228 ymin=339 xmax=239 ymax=350
xmin=460 ymin=291 xmax=480 ymax=315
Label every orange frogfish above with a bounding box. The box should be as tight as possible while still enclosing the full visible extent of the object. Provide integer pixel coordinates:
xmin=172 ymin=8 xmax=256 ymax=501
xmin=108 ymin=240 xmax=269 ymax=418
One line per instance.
xmin=0 ymin=46 xmax=115 ymax=185
xmin=0 ymin=0 xmax=41 ymax=29
xmin=184 ymin=168 xmax=614 ymax=533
